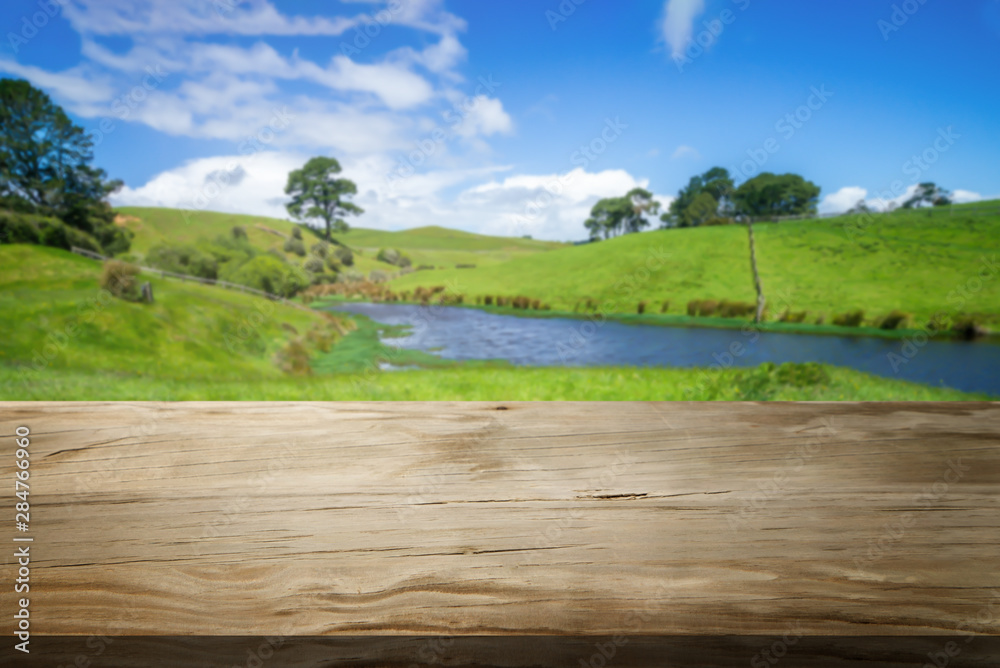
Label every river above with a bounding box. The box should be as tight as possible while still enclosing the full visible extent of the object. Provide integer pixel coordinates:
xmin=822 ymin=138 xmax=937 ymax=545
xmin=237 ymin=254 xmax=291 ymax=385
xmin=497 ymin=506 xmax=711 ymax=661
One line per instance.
xmin=330 ymin=302 xmax=1000 ymax=395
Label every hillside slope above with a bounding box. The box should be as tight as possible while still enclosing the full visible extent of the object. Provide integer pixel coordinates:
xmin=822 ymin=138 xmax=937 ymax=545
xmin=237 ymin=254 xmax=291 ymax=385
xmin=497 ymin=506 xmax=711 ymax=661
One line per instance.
xmin=389 ymin=204 xmax=1000 ymax=327
xmin=115 ymin=207 xmax=563 ymax=274
xmin=0 ymin=244 xmax=334 ymax=383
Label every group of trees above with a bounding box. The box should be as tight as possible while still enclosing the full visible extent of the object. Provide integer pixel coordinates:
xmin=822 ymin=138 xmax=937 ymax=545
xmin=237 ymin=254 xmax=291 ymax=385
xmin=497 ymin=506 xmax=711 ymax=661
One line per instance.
xmin=584 ymin=166 xmax=824 ymax=240
xmin=585 ymin=164 xmax=960 ymax=241
xmin=583 ymin=188 xmax=660 ymax=240
xmin=0 ymin=78 xmax=132 ymax=255
xmin=584 ymin=167 xmax=823 ymax=241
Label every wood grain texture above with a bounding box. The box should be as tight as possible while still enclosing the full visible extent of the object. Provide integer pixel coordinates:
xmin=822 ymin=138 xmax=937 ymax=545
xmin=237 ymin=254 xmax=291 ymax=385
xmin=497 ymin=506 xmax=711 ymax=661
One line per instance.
xmin=2 ymin=402 xmax=999 ymax=639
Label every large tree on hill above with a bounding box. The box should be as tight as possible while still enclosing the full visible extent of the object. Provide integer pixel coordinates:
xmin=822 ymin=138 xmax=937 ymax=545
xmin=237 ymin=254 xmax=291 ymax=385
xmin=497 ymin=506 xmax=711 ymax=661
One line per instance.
xmin=731 ymin=172 xmax=820 ymax=218
xmin=584 ymin=196 xmax=630 ymax=240
xmin=661 ymin=167 xmax=734 ymax=227
xmin=622 ymin=187 xmax=660 ymax=233
xmin=901 ymin=182 xmax=951 ymax=209
xmin=0 ymin=78 xmax=130 ymax=253
xmin=285 ymin=156 xmax=363 ymax=241
xmin=584 ymin=188 xmax=660 ymax=240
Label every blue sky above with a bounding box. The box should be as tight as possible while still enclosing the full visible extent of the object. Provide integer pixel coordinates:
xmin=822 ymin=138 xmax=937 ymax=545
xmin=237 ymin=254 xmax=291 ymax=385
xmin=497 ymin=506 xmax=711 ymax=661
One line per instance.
xmin=2 ymin=0 xmax=998 ymax=239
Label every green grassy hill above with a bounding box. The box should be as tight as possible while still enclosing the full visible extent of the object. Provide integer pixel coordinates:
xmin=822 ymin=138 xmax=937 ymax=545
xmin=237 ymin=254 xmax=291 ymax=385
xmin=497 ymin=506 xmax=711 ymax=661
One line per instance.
xmin=115 ymin=207 xmax=563 ymax=275
xmin=0 ymin=244 xmax=335 ymax=384
xmin=2 ymin=244 xmax=990 ymax=401
xmin=389 ymin=203 xmax=1000 ymax=328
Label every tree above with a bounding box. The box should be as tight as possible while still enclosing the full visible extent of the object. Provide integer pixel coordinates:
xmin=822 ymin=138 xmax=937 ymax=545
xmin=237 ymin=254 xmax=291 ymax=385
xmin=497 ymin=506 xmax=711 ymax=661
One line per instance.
xmin=584 ymin=197 xmax=629 ymax=240
xmin=584 ymin=189 xmax=659 ymax=240
xmin=901 ymin=182 xmax=951 ymax=209
xmin=683 ymin=191 xmax=718 ymax=227
xmin=731 ymin=172 xmax=820 ymax=218
xmin=662 ymin=167 xmax=733 ymax=228
xmin=0 ymin=78 xmax=129 ymax=254
xmin=621 ymin=188 xmax=660 ymax=234
xmin=285 ymin=157 xmax=363 ymax=241
xmin=847 ymin=199 xmax=872 ymax=214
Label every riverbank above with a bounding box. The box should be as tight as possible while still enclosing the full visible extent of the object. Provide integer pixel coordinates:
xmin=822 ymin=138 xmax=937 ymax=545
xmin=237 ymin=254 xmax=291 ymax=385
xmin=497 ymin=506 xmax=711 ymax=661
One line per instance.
xmin=2 ymin=362 xmax=992 ymax=401
xmin=308 ymin=295 xmax=997 ymax=343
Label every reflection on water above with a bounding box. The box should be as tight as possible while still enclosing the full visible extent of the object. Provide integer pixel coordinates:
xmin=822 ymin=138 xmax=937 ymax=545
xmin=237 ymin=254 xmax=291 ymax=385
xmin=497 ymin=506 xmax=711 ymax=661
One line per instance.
xmin=331 ymin=302 xmax=1000 ymax=395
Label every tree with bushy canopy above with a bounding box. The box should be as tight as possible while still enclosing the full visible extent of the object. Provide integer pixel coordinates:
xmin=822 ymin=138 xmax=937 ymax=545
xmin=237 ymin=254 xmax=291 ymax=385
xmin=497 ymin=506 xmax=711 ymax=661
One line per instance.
xmin=0 ymin=78 xmax=130 ymax=254
xmin=285 ymin=156 xmax=363 ymax=242
xmin=901 ymin=182 xmax=951 ymax=208
xmin=584 ymin=188 xmax=660 ymax=240
xmin=662 ymin=167 xmax=734 ymax=228
xmin=731 ymin=172 xmax=820 ymax=218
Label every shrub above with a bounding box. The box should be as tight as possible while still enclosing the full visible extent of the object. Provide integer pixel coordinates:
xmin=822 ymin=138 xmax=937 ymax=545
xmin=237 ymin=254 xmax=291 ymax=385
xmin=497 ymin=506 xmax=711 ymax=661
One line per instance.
xmin=456 ymin=263 xmax=476 ymax=269
xmin=232 ymin=225 xmax=248 ymax=241
xmin=832 ymin=310 xmax=865 ymax=327
xmin=779 ymin=310 xmax=808 ymax=323
xmin=687 ymin=299 xmax=719 ymax=316
xmin=660 ymin=301 xmax=670 ymax=313
xmin=369 ymin=269 xmax=389 ymax=283
xmin=377 ymin=247 xmax=400 ymax=265
xmin=338 ymin=270 xmax=364 ymax=283
xmin=310 ymin=242 xmax=329 ymax=258
xmin=703 ymin=217 xmax=734 ymax=226
xmin=717 ymin=300 xmax=756 ymax=318
xmin=417 ymin=264 xmax=434 ymax=271
xmin=303 ymin=256 xmax=325 ymax=274
xmin=0 ymin=210 xmax=102 ymax=252
xmin=100 ymin=260 xmax=141 ymax=301
xmin=283 ymin=237 xmax=306 ymax=256
xmin=226 ymin=255 xmax=307 ymax=297
xmin=145 ymin=243 xmax=219 ymax=279
xmin=291 ymin=226 xmax=302 ymax=240
xmin=532 ymin=299 xmax=541 ymax=310
xmin=332 ymin=246 xmax=353 ymax=266
xmin=878 ymin=310 xmax=912 ymax=330
xmin=688 ymin=299 xmax=721 ymax=316
xmin=484 ymin=295 xmax=493 ymax=306
xmin=376 ymin=247 xmax=412 ymax=268
xmin=637 ymin=301 xmax=647 ymax=315
xmin=951 ymin=316 xmax=989 ymax=340
xmin=274 ymin=338 xmax=311 ymax=376
xmin=774 ymin=362 xmax=831 ymax=387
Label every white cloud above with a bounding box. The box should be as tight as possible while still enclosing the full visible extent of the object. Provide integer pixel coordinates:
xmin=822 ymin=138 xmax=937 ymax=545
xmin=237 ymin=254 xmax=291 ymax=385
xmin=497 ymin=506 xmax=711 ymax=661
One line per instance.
xmin=64 ymin=0 xmax=360 ymax=37
xmin=111 ymin=151 xmax=308 ymax=219
xmin=0 ymin=59 xmax=115 ymax=108
xmin=671 ymin=144 xmax=700 ymax=160
xmin=451 ymin=96 xmax=514 ymax=138
xmin=113 ymin=154 xmax=667 ymax=241
xmin=661 ymin=0 xmax=706 ymax=58
xmin=822 ymin=184 xmax=986 ymax=214
xmin=818 ymin=186 xmax=868 ymax=214
xmin=952 ymin=189 xmax=982 ymax=204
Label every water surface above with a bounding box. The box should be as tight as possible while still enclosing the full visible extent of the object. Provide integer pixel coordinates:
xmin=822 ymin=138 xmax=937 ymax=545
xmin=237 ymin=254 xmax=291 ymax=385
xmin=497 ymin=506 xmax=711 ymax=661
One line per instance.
xmin=331 ymin=302 xmax=1000 ymax=395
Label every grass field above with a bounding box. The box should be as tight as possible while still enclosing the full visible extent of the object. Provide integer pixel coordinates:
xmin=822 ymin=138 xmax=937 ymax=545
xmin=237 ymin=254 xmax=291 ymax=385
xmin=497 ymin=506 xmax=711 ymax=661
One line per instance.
xmin=2 ymin=244 xmax=993 ymax=402
xmin=0 ymin=244 xmax=338 ymax=384
xmin=3 ymin=362 xmax=989 ymax=401
xmin=115 ymin=207 xmax=563 ymax=276
xmin=388 ymin=203 xmax=1000 ymax=329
